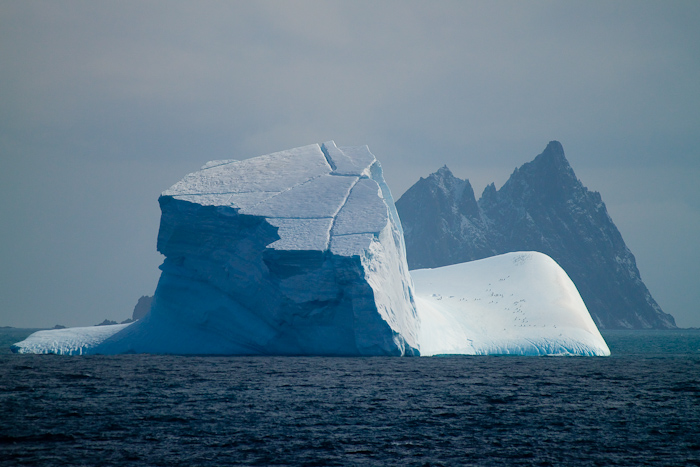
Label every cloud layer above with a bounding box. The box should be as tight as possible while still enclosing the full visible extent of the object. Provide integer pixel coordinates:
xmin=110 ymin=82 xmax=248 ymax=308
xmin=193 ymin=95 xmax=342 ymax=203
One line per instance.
xmin=1 ymin=1 xmax=699 ymax=327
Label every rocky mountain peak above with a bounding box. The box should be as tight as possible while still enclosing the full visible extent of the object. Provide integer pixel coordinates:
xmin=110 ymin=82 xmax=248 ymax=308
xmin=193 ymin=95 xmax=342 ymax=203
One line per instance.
xmin=426 ymin=165 xmax=465 ymax=196
xmin=542 ymin=140 xmax=566 ymax=159
xmin=481 ymin=182 xmax=497 ymax=201
xmin=426 ymin=166 xmax=479 ymax=218
xmin=434 ymin=165 xmax=453 ymax=178
xmin=496 ymin=140 xmax=581 ymax=206
xmin=530 ymin=140 xmax=576 ymax=178
xmin=396 ymin=142 xmax=676 ymax=329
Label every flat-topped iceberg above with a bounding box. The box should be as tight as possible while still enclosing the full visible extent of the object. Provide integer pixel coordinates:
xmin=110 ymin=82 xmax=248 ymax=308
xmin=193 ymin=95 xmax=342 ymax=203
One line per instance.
xmin=11 ymin=142 xmax=609 ymax=356
xmin=13 ymin=142 xmax=419 ymax=356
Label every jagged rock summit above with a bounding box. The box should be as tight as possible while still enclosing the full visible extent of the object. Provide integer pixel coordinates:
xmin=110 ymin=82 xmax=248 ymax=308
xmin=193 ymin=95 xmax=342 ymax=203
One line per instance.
xmin=396 ymin=141 xmax=675 ymax=329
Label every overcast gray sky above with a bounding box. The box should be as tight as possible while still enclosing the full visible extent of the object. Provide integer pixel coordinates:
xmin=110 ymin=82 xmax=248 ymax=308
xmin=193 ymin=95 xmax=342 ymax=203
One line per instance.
xmin=1 ymin=0 xmax=699 ymax=328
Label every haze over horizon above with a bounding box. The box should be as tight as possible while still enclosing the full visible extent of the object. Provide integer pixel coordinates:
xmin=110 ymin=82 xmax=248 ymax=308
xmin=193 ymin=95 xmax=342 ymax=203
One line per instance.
xmin=1 ymin=1 xmax=699 ymax=328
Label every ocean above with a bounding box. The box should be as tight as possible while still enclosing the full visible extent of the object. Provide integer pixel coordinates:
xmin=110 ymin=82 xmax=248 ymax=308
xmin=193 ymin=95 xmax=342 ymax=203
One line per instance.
xmin=1 ymin=329 xmax=699 ymax=466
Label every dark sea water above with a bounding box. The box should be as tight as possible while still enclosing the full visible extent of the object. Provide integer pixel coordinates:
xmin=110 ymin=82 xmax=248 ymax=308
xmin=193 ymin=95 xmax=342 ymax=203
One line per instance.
xmin=1 ymin=329 xmax=699 ymax=466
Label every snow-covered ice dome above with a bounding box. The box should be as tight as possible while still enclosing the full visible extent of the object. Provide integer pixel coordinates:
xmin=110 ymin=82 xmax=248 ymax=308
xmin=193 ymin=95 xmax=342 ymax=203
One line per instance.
xmin=12 ymin=143 xmax=609 ymax=357
xmin=413 ymin=251 xmax=610 ymax=356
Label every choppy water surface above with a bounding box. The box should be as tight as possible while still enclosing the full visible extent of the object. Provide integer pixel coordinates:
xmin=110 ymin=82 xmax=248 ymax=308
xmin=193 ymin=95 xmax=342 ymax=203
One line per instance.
xmin=1 ymin=330 xmax=699 ymax=466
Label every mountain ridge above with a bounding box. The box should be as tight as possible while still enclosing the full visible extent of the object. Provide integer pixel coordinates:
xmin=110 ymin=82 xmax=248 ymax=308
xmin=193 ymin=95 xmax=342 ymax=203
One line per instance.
xmin=396 ymin=141 xmax=676 ymax=329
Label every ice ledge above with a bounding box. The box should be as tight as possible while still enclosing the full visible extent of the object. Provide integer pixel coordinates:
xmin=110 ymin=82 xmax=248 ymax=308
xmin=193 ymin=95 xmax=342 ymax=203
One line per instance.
xmin=321 ymin=141 xmax=375 ymax=177
xmin=11 ymin=323 xmax=132 ymax=355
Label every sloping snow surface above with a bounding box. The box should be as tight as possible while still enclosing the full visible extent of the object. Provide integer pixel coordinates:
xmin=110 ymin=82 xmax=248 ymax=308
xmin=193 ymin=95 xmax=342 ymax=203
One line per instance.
xmin=10 ymin=323 xmax=132 ymax=356
xmin=413 ymin=252 xmax=610 ymax=356
xmin=12 ymin=143 xmax=608 ymax=356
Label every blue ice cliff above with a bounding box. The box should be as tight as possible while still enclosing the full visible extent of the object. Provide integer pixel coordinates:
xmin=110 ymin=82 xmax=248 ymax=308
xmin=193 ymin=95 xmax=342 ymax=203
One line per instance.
xmin=12 ymin=142 xmax=609 ymax=356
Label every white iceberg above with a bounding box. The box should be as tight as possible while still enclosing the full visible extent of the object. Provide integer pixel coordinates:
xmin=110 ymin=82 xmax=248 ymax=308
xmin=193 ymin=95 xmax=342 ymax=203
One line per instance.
xmin=414 ymin=251 xmax=610 ymax=356
xmin=12 ymin=142 xmax=419 ymax=356
xmin=11 ymin=143 xmax=609 ymax=357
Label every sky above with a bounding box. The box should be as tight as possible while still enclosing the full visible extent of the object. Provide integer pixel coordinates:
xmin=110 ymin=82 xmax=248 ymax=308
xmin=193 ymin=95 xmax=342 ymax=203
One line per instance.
xmin=1 ymin=0 xmax=699 ymax=328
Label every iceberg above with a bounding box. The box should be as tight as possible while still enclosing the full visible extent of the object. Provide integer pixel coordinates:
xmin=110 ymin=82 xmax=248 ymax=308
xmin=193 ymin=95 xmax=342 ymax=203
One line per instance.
xmin=414 ymin=252 xmax=610 ymax=356
xmin=11 ymin=142 xmax=609 ymax=356
xmin=13 ymin=142 xmax=419 ymax=356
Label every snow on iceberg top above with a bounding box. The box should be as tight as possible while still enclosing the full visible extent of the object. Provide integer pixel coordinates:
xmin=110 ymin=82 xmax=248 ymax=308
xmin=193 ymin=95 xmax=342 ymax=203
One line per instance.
xmin=161 ymin=141 xmax=394 ymax=255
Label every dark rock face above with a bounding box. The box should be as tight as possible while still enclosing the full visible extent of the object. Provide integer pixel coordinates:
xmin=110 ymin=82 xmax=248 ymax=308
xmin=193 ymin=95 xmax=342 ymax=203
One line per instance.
xmin=96 ymin=319 xmax=118 ymax=326
xmin=396 ymin=141 xmax=676 ymax=329
xmin=133 ymin=295 xmax=153 ymax=321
